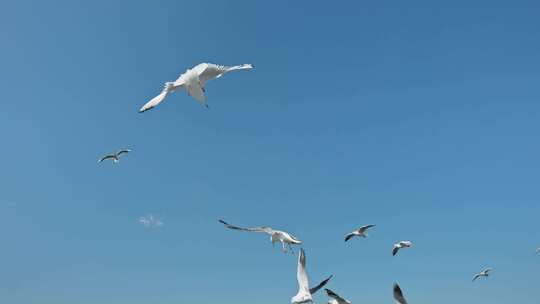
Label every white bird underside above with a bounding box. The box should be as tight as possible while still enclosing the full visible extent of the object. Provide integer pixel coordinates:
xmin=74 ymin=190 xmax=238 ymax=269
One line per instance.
xmin=139 ymin=63 xmax=253 ymax=112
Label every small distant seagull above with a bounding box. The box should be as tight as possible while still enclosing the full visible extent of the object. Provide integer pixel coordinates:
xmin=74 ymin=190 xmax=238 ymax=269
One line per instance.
xmin=325 ymin=289 xmax=351 ymax=304
xmin=291 ymin=248 xmax=333 ymax=304
xmin=393 ymin=283 xmax=408 ymax=304
xmin=472 ymin=268 xmax=492 ymax=282
xmin=392 ymin=240 xmax=413 ymax=256
xmin=536 ymin=247 xmax=540 ymax=254
xmin=98 ymin=149 xmax=131 ymax=164
xmin=139 ymin=62 xmax=253 ymax=112
xmin=344 ymin=224 xmax=375 ymax=242
xmin=219 ymin=219 xmax=302 ymax=253
xmin=139 ymin=214 xmax=163 ymax=228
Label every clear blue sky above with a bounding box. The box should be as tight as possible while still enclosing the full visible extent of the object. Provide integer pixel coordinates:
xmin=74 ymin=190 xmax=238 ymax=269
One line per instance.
xmin=1 ymin=1 xmax=539 ymax=303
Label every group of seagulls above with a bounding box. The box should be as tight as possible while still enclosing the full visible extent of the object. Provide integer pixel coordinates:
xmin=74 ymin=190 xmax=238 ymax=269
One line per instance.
xmin=218 ymin=219 xmax=500 ymax=304
xmin=92 ymin=61 xmax=537 ymax=303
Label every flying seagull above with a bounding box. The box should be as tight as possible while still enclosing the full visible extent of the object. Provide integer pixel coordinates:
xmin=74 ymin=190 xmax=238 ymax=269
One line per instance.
xmin=325 ymin=289 xmax=351 ymax=304
xmin=139 ymin=62 xmax=253 ymax=112
xmin=219 ymin=219 xmax=302 ymax=253
xmin=392 ymin=240 xmax=413 ymax=256
xmin=344 ymin=224 xmax=375 ymax=242
xmin=393 ymin=283 xmax=408 ymax=304
xmin=472 ymin=268 xmax=492 ymax=282
xmin=536 ymin=247 xmax=540 ymax=254
xmin=98 ymin=149 xmax=131 ymax=163
xmin=291 ymin=248 xmax=333 ymax=304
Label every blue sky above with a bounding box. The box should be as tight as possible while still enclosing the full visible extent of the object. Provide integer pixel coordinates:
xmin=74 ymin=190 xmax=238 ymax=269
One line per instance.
xmin=1 ymin=1 xmax=540 ymax=303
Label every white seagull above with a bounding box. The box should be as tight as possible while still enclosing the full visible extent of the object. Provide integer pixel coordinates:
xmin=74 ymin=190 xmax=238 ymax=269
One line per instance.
xmin=472 ymin=268 xmax=492 ymax=282
xmin=344 ymin=224 xmax=375 ymax=242
xmin=535 ymin=247 xmax=540 ymax=254
xmin=325 ymin=289 xmax=351 ymax=304
xmin=393 ymin=283 xmax=408 ymax=304
xmin=219 ymin=219 xmax=302 ymax=253
xmin=291 ymin=248 xmax=333 ymax=304
xmin=98 ymin=149 xmax=131 ymax=163
xmin=392 ymin=240 xmax=413 ymax=256
xmin=139 ymin=62 xmax=253 ymax=112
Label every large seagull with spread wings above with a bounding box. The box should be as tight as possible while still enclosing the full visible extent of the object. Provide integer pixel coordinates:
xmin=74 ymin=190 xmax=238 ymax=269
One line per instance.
xmin=139 ymin=62 xmax=253 ymax=112
xmin=219 ymin=219 xmax=302 ymax=253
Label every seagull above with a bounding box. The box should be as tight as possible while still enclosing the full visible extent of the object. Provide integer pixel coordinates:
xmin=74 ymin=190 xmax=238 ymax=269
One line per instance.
xmin=472 ymin=268 xmax=492 ymax=282
xmin=392 ymin=240 xmax=413 ymax=256
xmin=325 ymin=289 xmax=351 ymax=304
xmin=219 ymin=219 xmax=302 ymax=253
xmin=291 ymin=248 xmax=333 ymax=304
xmin=536 ymin=247 xmax=540 ymax=254
xmin=139 ymin=62 xmax=253 ymax=112
xmin=393 ymin=283 xmax=408 ymax=304
xmin=344 ymin=224 xmax=375 ymax=242
xmin=98 ymin=149 xmax=131 ymax=163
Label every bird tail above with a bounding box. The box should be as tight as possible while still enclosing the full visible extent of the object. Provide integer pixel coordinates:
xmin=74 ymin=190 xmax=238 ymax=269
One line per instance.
xmin=227 ymin=64 xmax=253 ymax=72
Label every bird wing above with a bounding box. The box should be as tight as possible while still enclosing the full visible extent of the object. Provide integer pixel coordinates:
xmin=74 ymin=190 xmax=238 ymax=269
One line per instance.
xmin=98 ymin=155 xmax=115 ymax=163
xmin=218 ymin=220 xmax=273 ymax=234
xmin=309 ymin=275 xmax=333 ymax=295
xmin=193 ymin=63 xmax=225 ymax=82
xmin=472 ymin=274 xmax=480 ymax=282
xmin=484 ymin=268 xmax=493 ymax=274
xmin=358 ymin=224 xmax=375 ymax=233
xmin=325 ymin=288 xmax=346 ymax=302
xmin=297 ymin=248 xmax=310 ymax=293
xmin=344 ymin=233 xmax=355 ymax=242
xmin=139 ymin=90 xmax=169 ymax=113
xmin=392 ymin=246 xmax=400 ymax=256
xmin=139 ymin=79 xmax=184 ymax=113
xmin=393 ymin=284 xmax=407 ymax=304
xmin=116 ymin=149 xmax=131 ymax=157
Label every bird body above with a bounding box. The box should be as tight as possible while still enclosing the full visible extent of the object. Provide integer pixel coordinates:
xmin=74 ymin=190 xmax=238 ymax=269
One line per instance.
xmin=139 ymin=62 xmax=253 ymax=112
xmin=219 ymin=219 xmax=301 ymax=253
xmin=98 ymin=149 xmax=131 ymax=163
xmin=472 ymin=268 xmax=492 ymax=282
xmin=291 ymin=248 xmax=333 ymax=304
xmin=392 ymin=240 xmax=413 ymax=256
xmin=344 ymin=224 xmax=375 ymax=242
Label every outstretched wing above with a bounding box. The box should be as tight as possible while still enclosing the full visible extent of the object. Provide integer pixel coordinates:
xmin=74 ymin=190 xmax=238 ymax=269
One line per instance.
xmin=297 ymin=248 xmax=310 ymax=293
xmin=218 ymin=220 xmax=273 ymax=234
xmin=139 ymin=80 xmax=184 ymax=113
xmin=358 ymin=224 xmax=376 ymax=233
xmin=393 ymin=283 xmax=407 ymax=304
xmin=472 ymin=274 xmax=480 ymax=282
xmin=117 ymin=149 xmax=131 ymax=157
xmin=344 ymin=233 xmax=355 ymax=242
xmin=309 ymin=274 xmax=333 ymax=295
xmin=98 ymin=155 xmax=115 ymax=163
xmin=392 ymin=246 xmax=400 ymax=256
xmin=484 ymin=267 xmax=493 ymax=274
xmin=325 ymin=288 xmax=346 ymax=302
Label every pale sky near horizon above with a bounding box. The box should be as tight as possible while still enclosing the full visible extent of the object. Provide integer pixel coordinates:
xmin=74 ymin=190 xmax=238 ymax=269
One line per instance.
xmin=1 ymin=1 xmax=540 ymax=303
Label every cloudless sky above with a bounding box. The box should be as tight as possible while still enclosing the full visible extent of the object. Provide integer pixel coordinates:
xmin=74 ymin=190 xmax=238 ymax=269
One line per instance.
xmin=1 ymin=1 xmax=540 ymax=303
